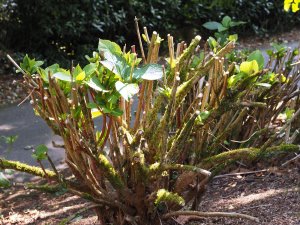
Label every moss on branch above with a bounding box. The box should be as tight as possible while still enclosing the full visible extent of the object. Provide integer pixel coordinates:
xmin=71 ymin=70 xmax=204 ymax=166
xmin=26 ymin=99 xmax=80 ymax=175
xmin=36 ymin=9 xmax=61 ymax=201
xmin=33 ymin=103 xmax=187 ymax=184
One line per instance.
xmin=0 ymin=158 xmax=57 ymax=179
xmin=98 ymin=154 xmax=125 ymax=189
xmin=26 ymin=183 xmax=64 ymax=193
xmin=150 ymin=163 xmax=211 ymax=177
xmin=200 ymin=144 xmax=300 ymax=169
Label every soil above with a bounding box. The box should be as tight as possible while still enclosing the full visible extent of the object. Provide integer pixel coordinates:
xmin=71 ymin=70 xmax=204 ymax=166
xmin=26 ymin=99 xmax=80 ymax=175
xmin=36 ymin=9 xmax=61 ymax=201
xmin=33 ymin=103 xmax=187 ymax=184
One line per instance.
xmin=196 ymin=163 xmax=300 ymax=225
xmin=237 ymin=27 xmax=300 ymax=50
xmin=0 ymin=160 xmax=299 ymax=225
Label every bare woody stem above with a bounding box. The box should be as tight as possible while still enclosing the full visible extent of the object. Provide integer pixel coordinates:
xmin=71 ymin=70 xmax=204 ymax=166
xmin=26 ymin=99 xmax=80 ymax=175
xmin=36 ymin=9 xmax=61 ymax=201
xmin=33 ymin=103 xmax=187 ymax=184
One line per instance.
xmin=162 ymin=210 xmax=259 ymax=222
xmin=134 ymin=17 xmax=146 ymax=64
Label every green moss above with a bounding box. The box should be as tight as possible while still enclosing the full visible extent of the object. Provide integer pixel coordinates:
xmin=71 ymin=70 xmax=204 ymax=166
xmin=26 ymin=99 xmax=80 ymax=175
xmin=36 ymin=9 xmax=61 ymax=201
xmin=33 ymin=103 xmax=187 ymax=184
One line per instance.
xmin=177 ymin=36 xmax=201 ymax=72
xmin=26 ymin=183 xmax=65 ymax=194
xmin=166 ymin=111 xmax=199 ymax=162
xmin=155 ymin=189 xmax=185 ymax=206
xmin=0 ymin=158 xmax=56 ymax=179
xmin=149 ymin=162 xmax=160 ymax=171
xmin=261 ymin=144 xmax=300 ymax=158
xmin=175 ymin=79 xmax=193 ymax=110
xmin=98 ymin=154 xmax=124 ymax=189
xmin=200 ymin=144 xmax=300 ymax=169
xmin=145 ymin=95 xmax=164 ymax=139
xmin=150 ymin=163 xmax=211 ymax=177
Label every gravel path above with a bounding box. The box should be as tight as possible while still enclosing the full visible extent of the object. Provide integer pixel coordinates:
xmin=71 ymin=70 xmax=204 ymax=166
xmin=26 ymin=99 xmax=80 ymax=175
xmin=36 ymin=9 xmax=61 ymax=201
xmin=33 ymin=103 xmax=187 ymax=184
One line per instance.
xmin=0 ymin=103 xmax=65 ymax=182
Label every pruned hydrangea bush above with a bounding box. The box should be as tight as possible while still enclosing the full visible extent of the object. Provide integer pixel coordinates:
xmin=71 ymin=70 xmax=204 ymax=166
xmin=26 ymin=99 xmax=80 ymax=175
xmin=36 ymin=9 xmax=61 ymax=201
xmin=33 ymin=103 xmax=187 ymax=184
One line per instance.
xmin=1 ymin=20 xmax=300 ymax=224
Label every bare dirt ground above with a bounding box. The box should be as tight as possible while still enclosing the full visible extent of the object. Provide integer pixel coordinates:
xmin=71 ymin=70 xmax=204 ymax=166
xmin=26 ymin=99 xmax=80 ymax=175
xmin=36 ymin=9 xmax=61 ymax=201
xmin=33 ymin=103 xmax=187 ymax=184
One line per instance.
xmin=196 ymin=163 xmax=300 ymax=225
xmin=237 ymin=27 xmax=300 ymax=49
xmin=0 ymin=160 xmax=299 ymax=225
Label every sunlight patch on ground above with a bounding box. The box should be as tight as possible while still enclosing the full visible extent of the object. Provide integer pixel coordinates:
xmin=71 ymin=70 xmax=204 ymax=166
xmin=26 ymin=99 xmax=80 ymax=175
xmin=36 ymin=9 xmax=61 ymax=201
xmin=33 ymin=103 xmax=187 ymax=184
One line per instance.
xmin=0 ymin=124 xmax=15 ymax=131
xmin=39 ymin=202 xmax=87 ymax=219
xmin=212 ymin=187 xmax=299 ymax=208
xmin=4 ymin=203 xmax=88 ymax=225
xmin=51 ymin=195 xmax=80 ymax=205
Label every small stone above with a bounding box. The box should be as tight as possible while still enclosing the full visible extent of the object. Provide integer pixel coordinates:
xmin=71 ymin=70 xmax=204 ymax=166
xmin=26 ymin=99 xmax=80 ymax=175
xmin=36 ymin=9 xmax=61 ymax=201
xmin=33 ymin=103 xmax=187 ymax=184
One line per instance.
xmin=24 ymin=145 xmax=34 ymax=150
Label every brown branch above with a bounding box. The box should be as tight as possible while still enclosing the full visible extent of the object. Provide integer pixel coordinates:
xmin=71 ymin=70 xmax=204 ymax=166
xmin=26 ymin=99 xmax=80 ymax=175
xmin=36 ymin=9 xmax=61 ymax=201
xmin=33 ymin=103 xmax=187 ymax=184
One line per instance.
xmin=213 ymin=169 xmax=268 ymax=179
xmin=162 ymin=210 xmax=259 ymax=222
xmin=100 ymin=116 xmax=113 ymax=150
xmin=134 ymin=17 xmax=146 ymax=64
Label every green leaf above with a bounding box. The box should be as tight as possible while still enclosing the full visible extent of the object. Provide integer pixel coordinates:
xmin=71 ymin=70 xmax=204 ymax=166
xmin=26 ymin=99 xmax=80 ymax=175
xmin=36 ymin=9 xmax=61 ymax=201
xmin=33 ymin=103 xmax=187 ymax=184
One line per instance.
xmin=2 ymin=135 xmax=18 ymax=145
xmin=240 ymin=60 xmax=259 ymax=75
xmin=195 ymin=111 xmax=211 ymax=125
xmin=133 ymin=64 xmax=163 ymax=80
xmin=247 ymin=50 xmax=265 ymax=70
xmin=98 ymin=39 xmax=122 ymax=56
xmin=284 ymin=107 xmax=295 ymax=120
xmin=0 ymin=172 xmax=11 ymax=188
xmin=86 ymin=52 xmax=100 ymax=63
xmin=208 ymin=37 xmax=218 ymax=52
xmin=73 ymin=64 xmax=86 ymax=81
xmin=221 ymin=16 xmax=231 ymax=27
xmin=101 ymin=56 xmax=130 ymax=80
xmin=110 ymin=108 xmax=123 ymax=117
xmin=142 ymin=34 xmax=148 ymax=42
xmin=271 ymin=43 xmax=287 ymax=53
xmin=227 ymin=73 xmax=246 ymax=88
xmin=100 ymin=60 xmax=119 ymax=75
xmin=191 ymin=52 xmax=204 ymax=68
xmin=87 ymin=102 xmax=99 ymax=109
xmin=47 ymin=64 xmax=60 ymax=73
xmin=32 ymin=144 xmax=48 ymax=161
xmin=202 ymin=21 xmax=222 ymax=30
xmin=37 ymin=68 xmax=47 ymax=81
xmin=85 ymin=77 xmax=109 ymax=92
xmin=20 ymin=54 xmax=44 ymax=74
xmin=83 ymin=63 xmax=97 ymax=77
xmin=107 ymin=92 xmax=120 ymax=105
xmin=115 ymin=81 xmax=139 ymax=101
xmin=293 ymin=49 xmax=299 ymax=56
xmin=158 ymin=86 xmax=172 ymax=99
xmin=53 ymin=72 xmax=72 ymax=82
xmin=229 ymin=21 xmax=247 ymax=27
xmin=98 ymin=39 xmax=122 ymax=63
xmin=228 ymin=34 xmax=238 ymax=42
xmin=38 ymin=64 xmax=60 ymax=82
xmin=217 ymin=25 xmax=228 ymax=32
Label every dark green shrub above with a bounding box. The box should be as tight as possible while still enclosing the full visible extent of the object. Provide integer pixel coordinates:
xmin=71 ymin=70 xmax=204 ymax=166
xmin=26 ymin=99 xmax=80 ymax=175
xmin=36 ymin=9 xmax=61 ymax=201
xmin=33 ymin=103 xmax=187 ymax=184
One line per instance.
xmin=1 ymin=0 xmax=299 ymax=67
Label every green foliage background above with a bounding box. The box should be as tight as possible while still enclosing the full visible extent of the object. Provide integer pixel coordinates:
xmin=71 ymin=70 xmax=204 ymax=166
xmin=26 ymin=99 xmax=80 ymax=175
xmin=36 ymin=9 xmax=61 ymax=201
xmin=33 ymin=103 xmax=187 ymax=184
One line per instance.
xmin=0 ymin=0 xmax=299 ymax=66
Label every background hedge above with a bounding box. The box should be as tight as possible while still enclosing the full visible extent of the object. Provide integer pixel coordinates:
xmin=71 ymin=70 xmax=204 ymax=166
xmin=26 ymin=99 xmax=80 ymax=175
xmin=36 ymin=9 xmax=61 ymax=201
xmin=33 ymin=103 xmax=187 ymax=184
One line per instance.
xmin=0 ymin=0 xmax=299 ymax=66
